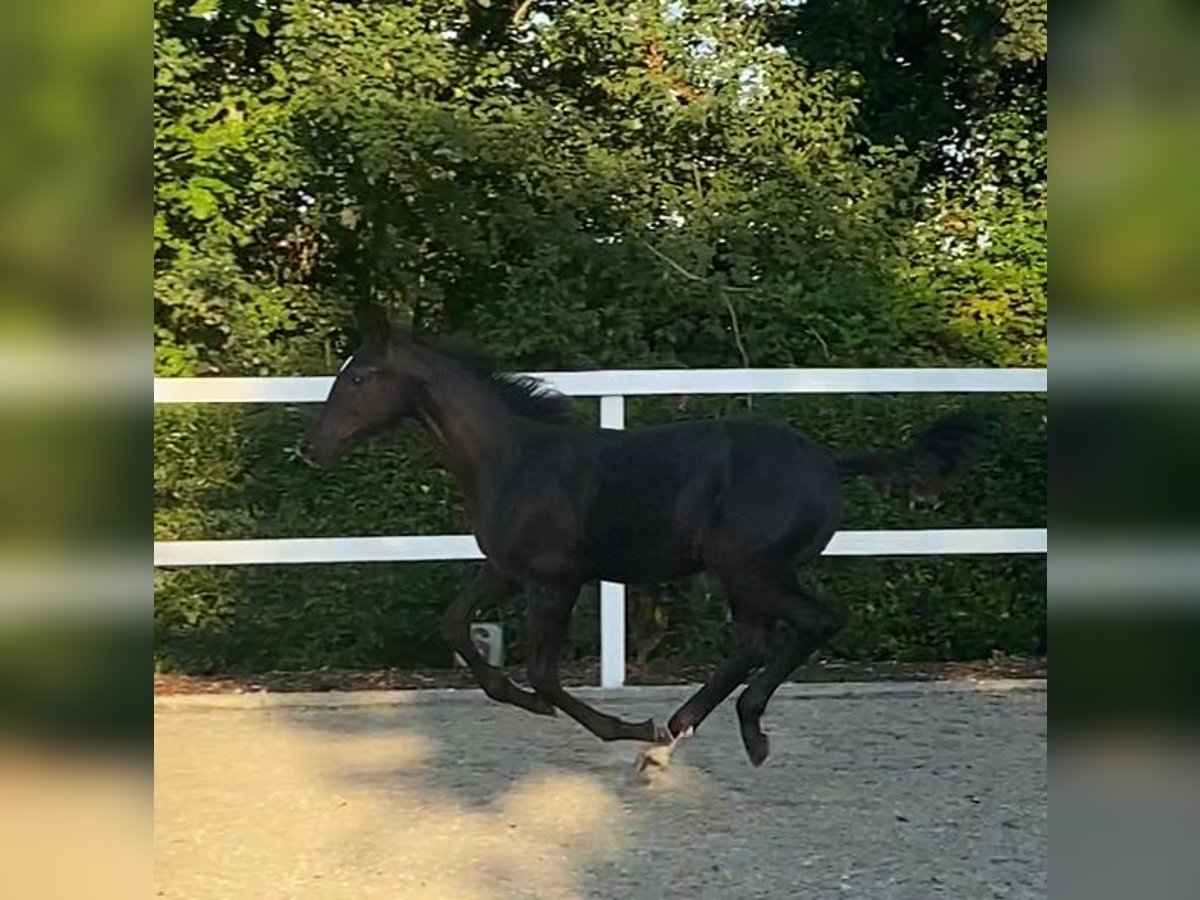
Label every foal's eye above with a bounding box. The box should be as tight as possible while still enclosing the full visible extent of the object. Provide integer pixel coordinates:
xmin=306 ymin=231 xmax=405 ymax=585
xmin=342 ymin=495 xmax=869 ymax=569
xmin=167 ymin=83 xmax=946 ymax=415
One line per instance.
xmin=350 ymin=374 xmax=365 ymax=386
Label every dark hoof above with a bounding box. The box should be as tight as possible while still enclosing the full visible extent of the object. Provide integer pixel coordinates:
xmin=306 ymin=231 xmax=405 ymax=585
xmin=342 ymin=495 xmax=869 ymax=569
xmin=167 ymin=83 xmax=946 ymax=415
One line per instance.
xmin=629 ymin=719 xmax=663 ymax=744
xmin=742 ymin=730 xmax=769 ymax=767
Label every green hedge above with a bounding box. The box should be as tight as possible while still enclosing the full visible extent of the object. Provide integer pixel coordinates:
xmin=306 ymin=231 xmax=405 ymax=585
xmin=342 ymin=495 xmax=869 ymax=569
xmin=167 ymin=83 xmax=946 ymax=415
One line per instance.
xmin=153 ymin=0 xmax=1046 ymax=673
xmin=154 ymin=393 xmax=1045 ymax=673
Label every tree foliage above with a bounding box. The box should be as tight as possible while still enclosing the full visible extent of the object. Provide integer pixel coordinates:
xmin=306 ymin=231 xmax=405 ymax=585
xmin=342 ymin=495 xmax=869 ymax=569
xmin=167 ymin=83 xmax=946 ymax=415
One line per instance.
xmin=154 ymin=0 xmax=1046 ymax=673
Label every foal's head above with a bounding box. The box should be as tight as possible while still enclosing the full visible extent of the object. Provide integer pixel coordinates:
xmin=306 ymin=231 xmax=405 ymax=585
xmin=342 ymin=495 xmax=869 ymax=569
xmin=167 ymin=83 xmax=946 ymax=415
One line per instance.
xmin=303 ymin=307 xmax=577 ymax=467
xmin=304 ymin=307 xmax=428 ymax=467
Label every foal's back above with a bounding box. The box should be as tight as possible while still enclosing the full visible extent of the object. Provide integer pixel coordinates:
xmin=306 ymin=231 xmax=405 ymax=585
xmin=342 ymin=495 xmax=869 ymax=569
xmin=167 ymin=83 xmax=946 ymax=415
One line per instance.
xmin=577 ymin=418 xmax=840 ymax=581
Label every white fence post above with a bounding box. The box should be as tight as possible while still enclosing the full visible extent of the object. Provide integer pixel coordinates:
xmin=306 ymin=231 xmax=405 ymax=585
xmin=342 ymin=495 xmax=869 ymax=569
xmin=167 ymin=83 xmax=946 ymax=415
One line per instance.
xmin=598 ymin=395 xmax=627 ymax=688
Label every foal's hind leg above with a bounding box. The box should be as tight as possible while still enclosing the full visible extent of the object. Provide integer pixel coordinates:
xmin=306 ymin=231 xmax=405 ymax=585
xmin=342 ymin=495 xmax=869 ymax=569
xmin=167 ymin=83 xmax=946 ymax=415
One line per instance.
xmin=663 ymin=601 xmax=771 ymax=740
xmin=525 ymin=583 xmax=659 ymax=743
xmin=735 ymin=575 xmax=846 ymax=766
xmin=633 ymin=607 xmax=768 ymax=776
xmin=440 ymin=563 xmax=555 ymax=717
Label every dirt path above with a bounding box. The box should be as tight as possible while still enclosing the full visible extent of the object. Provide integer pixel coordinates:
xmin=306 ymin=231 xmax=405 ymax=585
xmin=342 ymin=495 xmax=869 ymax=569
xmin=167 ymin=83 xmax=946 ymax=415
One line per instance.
xmin=155 ymin=681 xmax=1046 ymax=899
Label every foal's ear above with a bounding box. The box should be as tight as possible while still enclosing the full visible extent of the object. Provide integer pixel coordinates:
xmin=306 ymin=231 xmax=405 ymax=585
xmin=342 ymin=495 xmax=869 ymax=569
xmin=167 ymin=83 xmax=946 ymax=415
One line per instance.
xmin=355 ymin=304 xmax=392 ymax=352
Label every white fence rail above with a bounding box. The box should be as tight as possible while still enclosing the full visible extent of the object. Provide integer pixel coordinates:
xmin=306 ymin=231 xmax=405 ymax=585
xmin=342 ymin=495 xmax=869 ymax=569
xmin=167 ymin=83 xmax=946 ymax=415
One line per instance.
xmin=154 ymin=367 xmax=1047 ymax=687
xmin=154 ymin=368 xmax=1047 ymax=404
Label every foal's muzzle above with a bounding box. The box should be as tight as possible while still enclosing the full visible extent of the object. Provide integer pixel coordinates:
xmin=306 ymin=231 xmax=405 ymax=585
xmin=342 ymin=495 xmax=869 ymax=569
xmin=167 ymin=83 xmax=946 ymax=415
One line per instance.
xmin=291 ymin=437 xmax=323 ymax=469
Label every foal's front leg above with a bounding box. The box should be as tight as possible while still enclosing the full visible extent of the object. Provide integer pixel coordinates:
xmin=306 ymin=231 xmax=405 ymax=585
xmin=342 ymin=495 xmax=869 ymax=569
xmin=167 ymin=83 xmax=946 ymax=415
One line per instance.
xmin=441 ymin=563 xmax=555 ymax=716
xmin=525 ymin=583 xmax=659 ymax=743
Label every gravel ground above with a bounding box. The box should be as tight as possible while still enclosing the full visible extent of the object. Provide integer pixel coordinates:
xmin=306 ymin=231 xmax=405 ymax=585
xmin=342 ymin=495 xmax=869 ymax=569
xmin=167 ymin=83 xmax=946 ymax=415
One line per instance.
xmin=155 ymin=681 xmax=1046 ymax=899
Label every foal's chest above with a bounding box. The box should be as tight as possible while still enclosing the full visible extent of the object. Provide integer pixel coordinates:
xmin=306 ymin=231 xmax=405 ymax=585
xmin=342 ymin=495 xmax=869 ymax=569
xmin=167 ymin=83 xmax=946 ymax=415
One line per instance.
xmin=473 ymin=480 xmax=590 ymax=581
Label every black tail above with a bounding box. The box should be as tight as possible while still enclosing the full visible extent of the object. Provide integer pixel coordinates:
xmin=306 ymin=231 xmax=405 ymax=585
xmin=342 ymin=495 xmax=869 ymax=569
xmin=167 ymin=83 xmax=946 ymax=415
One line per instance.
xmin=835 ymin=410 xmax=985 ymax=495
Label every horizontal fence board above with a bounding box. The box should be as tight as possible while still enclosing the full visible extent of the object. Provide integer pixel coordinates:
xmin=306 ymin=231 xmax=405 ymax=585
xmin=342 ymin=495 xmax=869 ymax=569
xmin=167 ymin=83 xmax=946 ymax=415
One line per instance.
xmin=154 ymin=528 xmax=1047 ymax=567
xmin=154 ymin=368 xmax=1047 ymax=404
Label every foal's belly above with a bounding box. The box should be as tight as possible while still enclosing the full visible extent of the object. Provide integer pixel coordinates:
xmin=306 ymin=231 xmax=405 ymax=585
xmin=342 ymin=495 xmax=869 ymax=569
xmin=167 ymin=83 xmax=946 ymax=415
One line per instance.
xmin=591 ymin=551 xmax=704 ymax=585
xmin=582 ymin=497 xmax=710 ymax=583
xmin=482 ymin=519 xmax=704 ymax=585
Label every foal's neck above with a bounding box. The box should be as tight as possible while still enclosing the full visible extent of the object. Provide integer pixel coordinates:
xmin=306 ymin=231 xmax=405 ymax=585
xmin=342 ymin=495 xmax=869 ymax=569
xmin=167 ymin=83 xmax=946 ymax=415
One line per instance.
xmin=413 ymin=356 xmax=528 ymax=501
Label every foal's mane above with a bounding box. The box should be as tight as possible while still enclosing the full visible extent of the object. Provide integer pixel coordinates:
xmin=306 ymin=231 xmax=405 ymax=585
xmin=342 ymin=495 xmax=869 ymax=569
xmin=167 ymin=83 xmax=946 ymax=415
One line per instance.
xmin=417 ymin=333 xmax=579 ymax=426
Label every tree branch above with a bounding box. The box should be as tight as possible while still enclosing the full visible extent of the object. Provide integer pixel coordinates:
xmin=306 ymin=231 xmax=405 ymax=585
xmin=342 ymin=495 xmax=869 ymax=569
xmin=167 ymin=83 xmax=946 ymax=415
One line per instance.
xmin=806 ymin=325 xmax=831 ymax=360
xmin=639 ymin=240 xmax=756 ymax=292
xmin=721 ymin=291 xmax=752 ymax=369
xmin=639 ymin=239 xmax=753 ymax=374
xmin=512 ymin=0 xmax=537 ymax=25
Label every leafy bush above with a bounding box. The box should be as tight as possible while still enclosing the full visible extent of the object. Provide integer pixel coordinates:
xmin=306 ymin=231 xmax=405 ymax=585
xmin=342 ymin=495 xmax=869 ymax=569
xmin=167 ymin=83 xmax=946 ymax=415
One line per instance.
xmin=154 ymin=0 xmax=1046 ymax=673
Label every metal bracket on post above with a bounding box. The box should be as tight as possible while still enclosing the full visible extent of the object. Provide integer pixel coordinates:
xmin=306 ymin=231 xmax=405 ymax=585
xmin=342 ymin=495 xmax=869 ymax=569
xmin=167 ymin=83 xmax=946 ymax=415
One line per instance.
xmin=598 ymin=395 xmax=626 ymax=689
